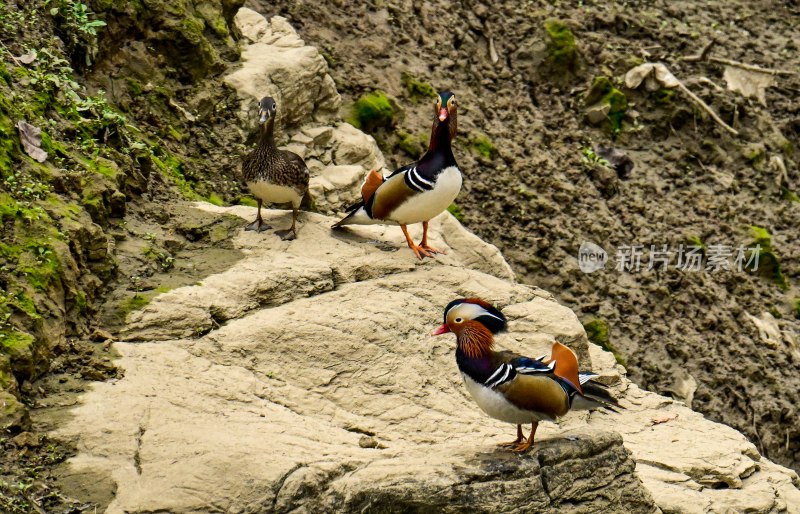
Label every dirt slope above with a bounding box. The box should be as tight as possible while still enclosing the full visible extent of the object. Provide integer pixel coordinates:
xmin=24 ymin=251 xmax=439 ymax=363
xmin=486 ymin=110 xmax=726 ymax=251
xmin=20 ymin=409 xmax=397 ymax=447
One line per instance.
xmin=248 ymin=0 xmax=800 ymax=471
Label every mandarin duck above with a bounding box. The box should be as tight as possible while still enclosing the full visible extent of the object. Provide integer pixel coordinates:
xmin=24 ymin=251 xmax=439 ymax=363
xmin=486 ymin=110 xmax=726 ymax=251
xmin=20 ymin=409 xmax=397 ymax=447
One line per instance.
xmin=241 ymin=97 xmax=310 ymax=240
xmin=333 ymin=92 xmax=462 ymax=259
xmin=432 ymin=298 xmax=620 ymax=453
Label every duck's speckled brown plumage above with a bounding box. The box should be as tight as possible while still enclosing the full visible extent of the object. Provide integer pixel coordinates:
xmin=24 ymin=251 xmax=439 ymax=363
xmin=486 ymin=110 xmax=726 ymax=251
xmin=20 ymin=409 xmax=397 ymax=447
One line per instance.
xmin=242 ymin=116 xmax=309 ymax=199
xmin=241 ymin=97 xmax=309 ymax=240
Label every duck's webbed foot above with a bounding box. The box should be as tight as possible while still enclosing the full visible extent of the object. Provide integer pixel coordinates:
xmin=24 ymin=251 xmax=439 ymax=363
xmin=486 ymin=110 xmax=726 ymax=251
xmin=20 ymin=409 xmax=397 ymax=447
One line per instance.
xmin=497 ymin=425 xmax=525 ymax=448
xmin=275 ymin=228 xmax=296 ymax=241
xmin=245 ymin=219 xmax=272 ymax=232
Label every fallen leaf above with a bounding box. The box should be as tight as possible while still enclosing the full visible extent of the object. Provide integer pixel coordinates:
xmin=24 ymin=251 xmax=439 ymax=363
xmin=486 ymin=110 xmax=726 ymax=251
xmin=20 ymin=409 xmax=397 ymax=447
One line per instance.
xmin=17 ymin=51 xmax=36 ymax=64
xmin=16 ymin=120 xmax=48 ymax=163
xmin=723 ymin=66 xmax=775 ymax=106
xmin=625 ymin=62 xmax=680 ymax=89
xmin=651 ymin=413 xmax=679 ymax=425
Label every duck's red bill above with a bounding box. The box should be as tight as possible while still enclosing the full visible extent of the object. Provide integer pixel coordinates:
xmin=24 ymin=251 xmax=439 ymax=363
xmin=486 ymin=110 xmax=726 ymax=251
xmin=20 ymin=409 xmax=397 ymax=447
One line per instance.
xmin=431 ymin=324 xmax=451 ymax=336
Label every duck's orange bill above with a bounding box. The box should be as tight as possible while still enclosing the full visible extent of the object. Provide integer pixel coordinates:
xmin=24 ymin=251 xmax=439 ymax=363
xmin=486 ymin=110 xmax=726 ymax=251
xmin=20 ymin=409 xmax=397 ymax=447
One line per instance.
xmin=431 ymin=324 xmax=451 ymax=336
xmin=438 ymin=108 xmax=448 ymax=122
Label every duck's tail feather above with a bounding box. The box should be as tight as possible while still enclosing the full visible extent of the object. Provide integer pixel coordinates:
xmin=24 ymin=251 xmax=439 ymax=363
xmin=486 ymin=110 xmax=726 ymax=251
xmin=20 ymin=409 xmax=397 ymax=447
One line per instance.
xmin=332 ymin=200 xmax=367 ymax=228
xmin=332 ymin=169 xmax=384 ymax=228
xmin=573 ymin=381 xmax=622 ymax=413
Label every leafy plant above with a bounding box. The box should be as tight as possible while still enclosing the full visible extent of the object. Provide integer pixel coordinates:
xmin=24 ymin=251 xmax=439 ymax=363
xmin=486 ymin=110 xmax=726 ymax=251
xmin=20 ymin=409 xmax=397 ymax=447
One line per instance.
xmin=581 ymin=147 xmax=610 ymax=167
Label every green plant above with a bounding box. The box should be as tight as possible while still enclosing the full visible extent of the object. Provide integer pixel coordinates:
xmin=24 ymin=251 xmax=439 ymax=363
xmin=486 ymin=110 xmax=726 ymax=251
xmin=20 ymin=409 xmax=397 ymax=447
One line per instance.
xmin=793 ymin=298 xmax=800 ymax=320
xmin=749 ymin=226 xmax=788 ymax=290
xmin=581 ymin=147 xmax=610 ymax=167
xmin=686 ymin=235 xmax=706 ymax=255
xmin=584 ymin=77 xmax=628 ymax=136
xmin=348 ymin=91 xmax=395 ymax=132
xmin=583 ymin=318 xmax=626 ymax=367
xmin=447 ymin=203 xmax=464 ymax=221
xmin=47 ymin=0 xmax=106 ymax=37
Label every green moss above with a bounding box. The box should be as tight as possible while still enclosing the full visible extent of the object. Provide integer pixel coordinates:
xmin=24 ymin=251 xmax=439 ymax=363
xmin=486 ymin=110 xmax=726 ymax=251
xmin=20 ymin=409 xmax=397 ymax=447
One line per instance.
xmin=471 ymin=132 xmax=496 ymax=159
xmin=653 ymin=88 xmax=675 ymax=105
xmin=744 ymin=144 xmax=766 ymax=164
xmin=583 ymin=319 xmax=626 ymax=367
xmin=544 ymin=19 xmax=578 ymax=71
xmin=749 ymin=226 xmax=789 ymax=290
xmin=447 ymin=203 xmax=464 ymax=221
xmin=117 ymin=293 xmax=150 ymax=321
xmin=397 ymin=130 xmax=424 ymax=156
xmin=166 ymin=125 xmax=187 ymax=143
xmin=516 ymin=187 xmax=536 ymax=200
xmin=0 ymin=354 xmax=13 ymax=391
xmin=585 ymin=76 xmax=628 ymax=135
xmin=0 ymin=193 xmax=19 ymax=220
xmin=237 ymin=196 xmax=258 ymax=208
xmin=207 ymin=193 xmax=225 ymax=206
xmin=781 ymin=187 xmax=800 ymax=203
xmin=12 ymin=290 xmax=38 ymax=318
xmin=19 ymin=245 xmax=60 ymax=292
xmin=0 ymin=330 xmax=35 ymax=362
xmin=686 ymin=235 xmax=706 ymax=255
xmin=348 ymin=91 xmax=395 ymax=132
xmin=401 ymin=72 xmax=436 ymax=102
xmin=126 ymin=78 xmax=143 ymax=95
xmin=151 ymin=152 xmax=201 ymax=200
xmin=794 ymin=298 xmax=800 ymax=320
xmin=74 ymin=290 xmax=87 ymax=314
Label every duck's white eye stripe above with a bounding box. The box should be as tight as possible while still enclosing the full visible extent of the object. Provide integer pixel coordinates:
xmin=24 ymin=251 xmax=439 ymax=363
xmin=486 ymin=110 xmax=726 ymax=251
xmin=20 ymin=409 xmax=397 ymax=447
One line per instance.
xmin=450 ymin=303 xmax=503 ymax=324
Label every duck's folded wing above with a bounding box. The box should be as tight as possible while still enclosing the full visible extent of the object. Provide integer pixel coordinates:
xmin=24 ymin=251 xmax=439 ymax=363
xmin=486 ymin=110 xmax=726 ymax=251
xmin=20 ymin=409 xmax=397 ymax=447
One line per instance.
xmin=496 ymin=374 xmax=571 ymax=418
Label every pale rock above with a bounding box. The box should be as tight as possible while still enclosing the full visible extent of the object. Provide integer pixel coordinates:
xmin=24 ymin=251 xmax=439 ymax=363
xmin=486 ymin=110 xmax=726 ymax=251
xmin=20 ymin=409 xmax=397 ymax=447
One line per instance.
xmin=331 ymin=122 xmax=386 ymax=172
xmin=225 ymin=9 xmax=341 ymax=131
xmin=58 ymin=202 xmax=800 ymax=514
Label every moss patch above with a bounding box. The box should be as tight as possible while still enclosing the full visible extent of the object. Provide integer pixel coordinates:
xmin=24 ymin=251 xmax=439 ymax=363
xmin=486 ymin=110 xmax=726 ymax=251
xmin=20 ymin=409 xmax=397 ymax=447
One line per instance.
xmin=585 ymin=76 xmax=628 ymax=136
xmin=207 ymin=193 xmax=225 ymax=206
xmin=401 ymin=72 xmax=436 ymax=102
xmin=236 ymin=196 xmax=258 ymax=207
xmin=117 ymin=294 xmax=151 ymax=321
xmin=544 ymin=20 xmax=578 ymax=72
xmin=348 ymin=91 xmax=395 ymax=132
xmin=447 ymin=203 xmax=464 ymax=221
xmin=470 ymin=132 xmax=496 ymax=159
xmin=396 ymin=130 xmax=425 ymax=156
xmin=583 ymin=318 xmax=626 ymax=366
xmin=749 ymin=226 xmax=788 ymax=290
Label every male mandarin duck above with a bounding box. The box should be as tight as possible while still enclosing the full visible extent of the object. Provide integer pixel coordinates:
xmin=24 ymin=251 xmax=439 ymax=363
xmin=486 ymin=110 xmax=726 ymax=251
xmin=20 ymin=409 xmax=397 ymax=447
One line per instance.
xmin=333 ymin=92 xmax=462 ymax=259
xmin=241 ymin=96 xmax=310 ymax=240
xmin=432 ymin=298 xmax=620 ymax=453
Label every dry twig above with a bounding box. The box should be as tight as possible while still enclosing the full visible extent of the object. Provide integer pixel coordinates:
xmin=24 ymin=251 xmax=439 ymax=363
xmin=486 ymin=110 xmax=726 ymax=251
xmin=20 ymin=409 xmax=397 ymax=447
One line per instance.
xmin=683 ymin=39 xmax=797 ymax=76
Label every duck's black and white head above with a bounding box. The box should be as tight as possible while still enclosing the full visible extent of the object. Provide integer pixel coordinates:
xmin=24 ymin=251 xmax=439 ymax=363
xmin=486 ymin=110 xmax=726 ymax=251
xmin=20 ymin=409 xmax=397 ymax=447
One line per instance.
xmin=432 ymin=298 xmax=506 ymax=357
xmin=258 ymin=96 xmax=277 ymax=123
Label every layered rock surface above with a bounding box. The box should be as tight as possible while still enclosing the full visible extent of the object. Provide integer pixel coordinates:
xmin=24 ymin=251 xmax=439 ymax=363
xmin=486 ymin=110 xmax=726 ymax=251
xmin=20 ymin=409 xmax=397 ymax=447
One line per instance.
xmin=54 ymin=205 xmax=800 ymax=513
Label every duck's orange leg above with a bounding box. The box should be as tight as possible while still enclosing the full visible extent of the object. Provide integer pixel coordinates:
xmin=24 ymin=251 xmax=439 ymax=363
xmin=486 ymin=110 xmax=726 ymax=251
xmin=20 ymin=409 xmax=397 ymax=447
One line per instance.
xmin=512 ymin=422 xmax=539 ymax=453
xmin=419 ymin=221 xmax=444 ymax=255
xmin=497 ymin=424 xmax=525 ymax=448
xmin=401 ymin=224 xmax=433 ymax=259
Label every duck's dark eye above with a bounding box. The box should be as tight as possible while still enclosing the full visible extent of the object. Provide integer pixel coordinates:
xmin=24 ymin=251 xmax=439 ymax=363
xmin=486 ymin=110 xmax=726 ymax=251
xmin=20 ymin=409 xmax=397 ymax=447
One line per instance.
xmin=271 ymin=104 xmax=276 ymax=111
xmin=455 ymin=317 xmax=463 ymax=323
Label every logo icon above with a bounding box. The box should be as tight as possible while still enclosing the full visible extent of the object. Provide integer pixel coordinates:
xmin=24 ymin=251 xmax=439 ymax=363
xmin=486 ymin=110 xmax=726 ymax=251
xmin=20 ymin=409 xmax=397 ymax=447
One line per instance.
xmin=578 ymin=241 xmax=607 ymax=274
